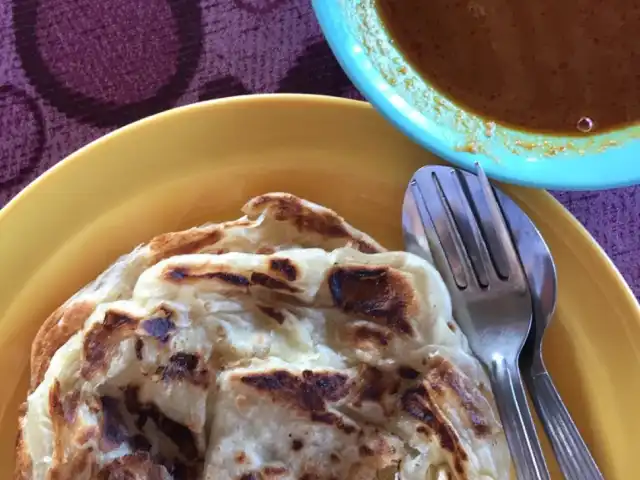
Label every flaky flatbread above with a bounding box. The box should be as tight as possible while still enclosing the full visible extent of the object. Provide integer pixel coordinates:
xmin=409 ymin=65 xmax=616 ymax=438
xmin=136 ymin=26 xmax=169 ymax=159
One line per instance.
xmin=28 ymin=193 xmax=384 ymax=393
xmin=16 ymin=193 xmax=510 ymax=480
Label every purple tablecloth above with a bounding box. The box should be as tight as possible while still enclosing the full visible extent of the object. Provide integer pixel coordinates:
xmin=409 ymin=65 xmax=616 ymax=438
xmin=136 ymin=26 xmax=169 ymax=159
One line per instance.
xmin=0 ymin=0 xmax=637 ymax=295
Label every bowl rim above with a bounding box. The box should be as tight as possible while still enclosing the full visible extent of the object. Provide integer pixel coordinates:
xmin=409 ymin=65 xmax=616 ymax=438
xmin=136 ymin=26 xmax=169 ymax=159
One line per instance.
xmin=312 ymin=0 xmax=640 ymax=190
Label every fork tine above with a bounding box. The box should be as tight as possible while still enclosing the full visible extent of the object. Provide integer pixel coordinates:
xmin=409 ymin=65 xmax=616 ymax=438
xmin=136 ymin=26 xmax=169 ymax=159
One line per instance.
xmin=440 ymin=169 xmax=496 ymax=288
xmin=475 ymin=163 xmax=527 ymax=289
xmin=411 ymin=173 xmax=474 ymax=290
xmin=403 ymin=186 xmax=458 ymax=291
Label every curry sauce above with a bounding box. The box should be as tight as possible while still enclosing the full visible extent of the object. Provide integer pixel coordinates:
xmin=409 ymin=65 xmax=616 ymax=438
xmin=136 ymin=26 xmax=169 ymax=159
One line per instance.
xmin=376 ymin=0 xmax=640 ymax=135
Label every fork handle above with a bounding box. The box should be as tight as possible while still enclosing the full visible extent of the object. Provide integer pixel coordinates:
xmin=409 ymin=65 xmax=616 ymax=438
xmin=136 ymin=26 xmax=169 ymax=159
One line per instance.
xmin=490 ymin=358 xmax=550 ymax=480
xmin=527 ymin=371 xmax=604 ymax=480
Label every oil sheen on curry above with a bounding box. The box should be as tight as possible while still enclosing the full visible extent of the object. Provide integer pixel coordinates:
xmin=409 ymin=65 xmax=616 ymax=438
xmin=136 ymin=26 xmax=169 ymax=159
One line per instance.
xmin=376 ymin=0 xmax=640 ymax=135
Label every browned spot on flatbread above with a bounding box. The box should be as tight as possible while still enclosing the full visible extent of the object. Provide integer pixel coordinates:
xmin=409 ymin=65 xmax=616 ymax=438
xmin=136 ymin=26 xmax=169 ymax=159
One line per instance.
xmin=251 ymin=272 xmax=298 ymax=292
xmin=351 ymin=324 xmax=390 ymax=347
xmin=14 ymin=403 xmax=33 ymax=480
xmin=310 ymin=411 xmax=357 ymax=434
xmin=357 ymin=367 xmax=397 ymax=404
xmin=246 ymin=194 xmax=382 ymax=254
xmin=48 ymin=380 xmax=66 ymax=472
xmin=100 ymin=395 xmax=132 ymax=449
xmin=353 ymin=367 xmax=401 ymax=418
xmin=263 ymin=465 xmax=288 ymax=476
xmin=149 ymin=227 xmax=223 ymax=262
xmin=402 ymin=386 xmax=453 ymax=451
xmin=165 ymin=266 xmax=251 ymax=286
xmin=241 ymin=369 xmax=351 ymax=408
xmin=328 ymin=266 xmax=415 ymax=335
xmin=49 ymin=380 xmax=80 ymax=433
xmin=164 ymin=264 xmax=299 ymax=293
xmin=49 ymin=379 xmax=64 ymax=420
xmin=82 ymin=310 xmax=138 ymax=379
xmin=240 ymin=369 xmax=356 ymax=432
xmin=135 ymin=338 xmax=144 ymax=360
xmin=123 ymin=386 xmax=201 ymax=462
xmin=359 ymin=445 xmax=375 ymax=456
xmin=269 ymin=258 xmax=298 ymax=281
xmin=425 ymin=356 xmax=493 ymax=437
xmin=156 ymin=352 xmax=209 ymax=388
xmin=354 ymin=239 xmax=380 ymax=254
xmin=140 ymin=307 xmax=176 ymax=343
xmin=401 ymin=384 xmax=468 ymax=474
xmin=221 ymin=218 xmax=253 ymax=229
xmin=257 ymin=305 xmax=286 ymax=324
xmin=249 ymin=194 xmax=347 ymax=237
xmin=31 ymin=300 xmax=96 ymax=390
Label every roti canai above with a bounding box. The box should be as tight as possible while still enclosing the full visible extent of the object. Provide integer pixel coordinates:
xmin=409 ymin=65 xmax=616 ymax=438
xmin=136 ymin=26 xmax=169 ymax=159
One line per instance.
xmin=16 ymin=193 xmax=510 ymax=479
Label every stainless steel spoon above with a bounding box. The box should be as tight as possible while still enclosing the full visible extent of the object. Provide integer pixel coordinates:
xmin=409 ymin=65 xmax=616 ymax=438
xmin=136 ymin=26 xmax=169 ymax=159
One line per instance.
xmin=499 ymin=193 xmax=604 ymax=480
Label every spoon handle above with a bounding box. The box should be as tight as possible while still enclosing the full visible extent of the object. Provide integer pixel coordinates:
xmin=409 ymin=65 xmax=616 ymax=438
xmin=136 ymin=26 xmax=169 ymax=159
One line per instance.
xmin=529 ymin=370 xmax=604 ymax=480
xmin=490 ymin=357 xmax=550 ymax=480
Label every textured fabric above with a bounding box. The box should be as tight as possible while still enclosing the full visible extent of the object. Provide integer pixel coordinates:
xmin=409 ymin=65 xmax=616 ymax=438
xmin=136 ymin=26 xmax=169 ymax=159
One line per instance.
xmin=0 ymin=0 xmax=637 ymax=296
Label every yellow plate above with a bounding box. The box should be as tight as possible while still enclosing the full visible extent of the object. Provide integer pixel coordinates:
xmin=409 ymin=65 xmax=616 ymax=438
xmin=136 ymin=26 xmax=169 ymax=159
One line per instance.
xmin=0 ymin=95 xmax=638 ymax=479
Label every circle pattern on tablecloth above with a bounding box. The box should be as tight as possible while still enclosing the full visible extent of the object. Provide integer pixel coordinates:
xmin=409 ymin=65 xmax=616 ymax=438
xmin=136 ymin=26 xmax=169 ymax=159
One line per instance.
xmin=199 ymin=76 xmax=250 ymax=101
xmin=13 ymin=0 xmax=203 ymax=128
xmin=277 ymin=39 xmax=354 ymax=97
xmin=0 ymin=85 xmax=45 ymax=187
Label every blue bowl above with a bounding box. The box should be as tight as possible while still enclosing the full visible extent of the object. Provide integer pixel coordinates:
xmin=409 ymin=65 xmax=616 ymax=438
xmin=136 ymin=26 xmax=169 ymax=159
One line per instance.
xmin=313 ymin=0 xmax=640 ymax=190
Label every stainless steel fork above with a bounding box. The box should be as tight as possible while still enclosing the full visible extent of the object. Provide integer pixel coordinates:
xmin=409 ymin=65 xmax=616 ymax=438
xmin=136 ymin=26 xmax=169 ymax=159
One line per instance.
xmin=402 ymin=163 xmax=550 ymax=480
